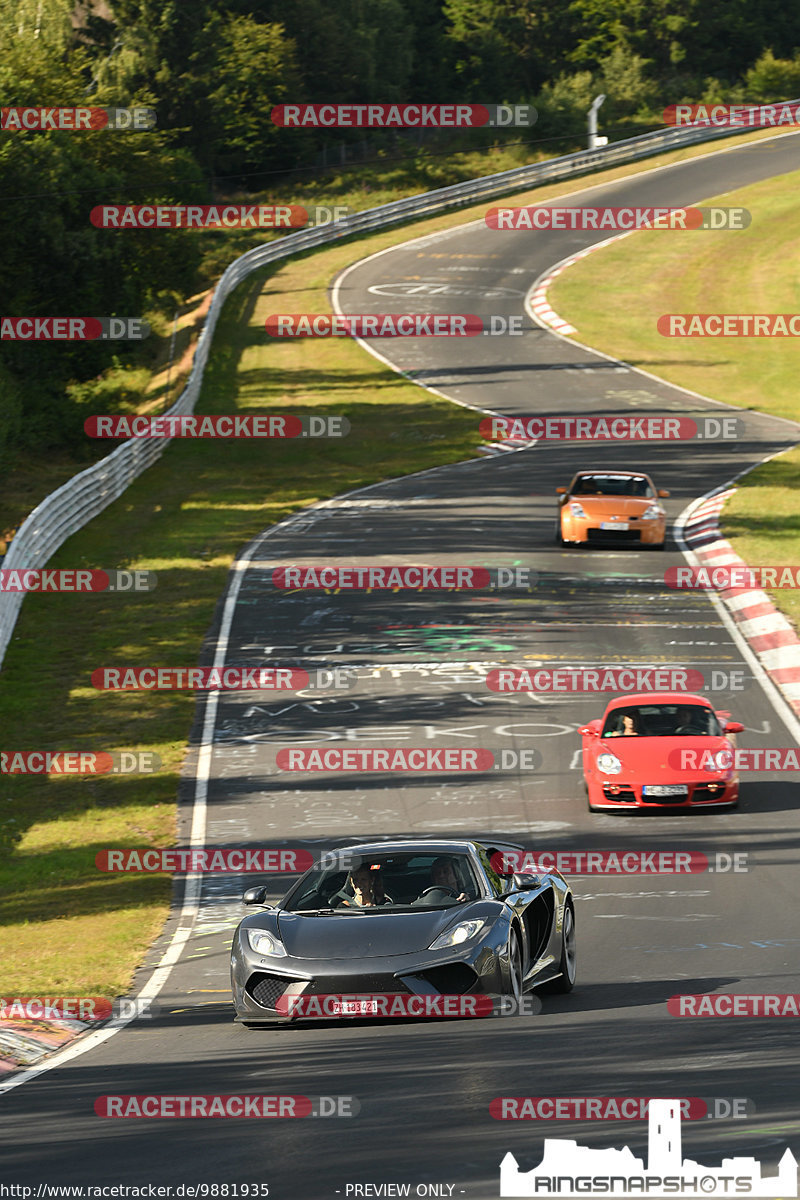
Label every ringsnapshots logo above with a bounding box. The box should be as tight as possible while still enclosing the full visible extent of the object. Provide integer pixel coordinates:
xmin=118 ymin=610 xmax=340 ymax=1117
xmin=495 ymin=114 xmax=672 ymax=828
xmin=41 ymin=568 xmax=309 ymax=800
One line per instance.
xmin=271 ymin=103 xmax=536 ymax=128
xmin=90 ymin=205 xmax=349 ymax=229
xmin=1 ymin=106 xmax=156 ymax=131
xmin=1 ymin=317 xmax=149 ymax=340
xmin=91 ymin=666 xmax=353 ymax=691
xmin=1 ymin=751 xmax=160 ymax=775
xmin=0 ymin=996 xmax=160 ymax=1021
xmin=486 ymin=206 xmax=749 ymax=231
xmin=95 ymin=848 xmax=313 ymax=873
xmin=491 ymin=1097 xmax=754 ymax=1121
xmin=664 ymin=102 xmax=800 ymax=127
xmin=498 ymin=1098 xmax=797 ymax=1197
xmin=481 ymin=415 xmax=741 ymax=441
xmin=95 ymin=1095 xmax=357 ymax=1118
xmin=659 ymin=314 xmax=800 ymax=336
xmin=271 ymin=565 xmax=535 ymax=590
xmin=84 ymin=414 xmax=349 ymax=438
xmin=0 ymin=569 xmax=156 ymax=592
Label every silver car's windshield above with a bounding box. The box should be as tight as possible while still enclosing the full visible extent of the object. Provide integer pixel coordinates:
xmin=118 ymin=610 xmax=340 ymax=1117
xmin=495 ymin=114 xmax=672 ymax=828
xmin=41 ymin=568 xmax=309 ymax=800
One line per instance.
xmin=283 ymin=852 xmax=481 ymax=913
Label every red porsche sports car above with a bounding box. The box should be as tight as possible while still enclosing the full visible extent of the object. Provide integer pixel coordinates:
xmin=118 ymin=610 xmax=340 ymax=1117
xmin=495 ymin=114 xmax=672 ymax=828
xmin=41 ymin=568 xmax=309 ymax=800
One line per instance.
xmin=579 ymin=692 xmax=744 ymax=812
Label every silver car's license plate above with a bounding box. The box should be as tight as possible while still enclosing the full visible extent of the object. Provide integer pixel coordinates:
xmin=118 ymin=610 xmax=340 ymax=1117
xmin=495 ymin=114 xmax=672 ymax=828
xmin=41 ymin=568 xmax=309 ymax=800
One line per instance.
xmin=643 ymin=784 xmax=689 ymax=797
xmin=330 ymin=999 xmax=379 ymax=1015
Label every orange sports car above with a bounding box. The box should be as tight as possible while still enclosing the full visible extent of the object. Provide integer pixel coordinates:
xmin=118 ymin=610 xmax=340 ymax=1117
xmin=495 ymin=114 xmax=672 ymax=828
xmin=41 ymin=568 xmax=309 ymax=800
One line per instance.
xmin=556 ymin=470 xmax=669 ymax=548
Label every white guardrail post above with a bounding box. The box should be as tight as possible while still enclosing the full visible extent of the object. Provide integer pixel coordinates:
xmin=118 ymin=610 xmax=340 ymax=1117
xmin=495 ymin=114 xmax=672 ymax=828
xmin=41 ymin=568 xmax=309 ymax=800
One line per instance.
xmin=0 ymin=115 xmax=778 ymax=666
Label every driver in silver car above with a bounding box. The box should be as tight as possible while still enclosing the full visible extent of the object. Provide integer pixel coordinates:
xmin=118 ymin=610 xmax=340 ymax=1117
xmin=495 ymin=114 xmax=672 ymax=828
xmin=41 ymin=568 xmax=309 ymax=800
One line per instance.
xmin=426 ymin=857 xmax=469 ymax=903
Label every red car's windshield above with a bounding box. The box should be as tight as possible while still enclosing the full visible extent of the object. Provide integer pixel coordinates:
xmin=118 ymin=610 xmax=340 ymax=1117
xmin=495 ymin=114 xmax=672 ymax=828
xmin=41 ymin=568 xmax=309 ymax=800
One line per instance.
xmin=601 ymin=704 xmax=722 ymax=738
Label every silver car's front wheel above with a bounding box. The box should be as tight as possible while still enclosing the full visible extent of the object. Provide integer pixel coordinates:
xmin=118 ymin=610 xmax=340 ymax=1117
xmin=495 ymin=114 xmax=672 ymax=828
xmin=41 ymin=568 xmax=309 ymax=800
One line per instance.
xmin=551 ymin=903 xmax=576 ymax=993
xmin=505 ymin=928 xmax=523 ymax=1000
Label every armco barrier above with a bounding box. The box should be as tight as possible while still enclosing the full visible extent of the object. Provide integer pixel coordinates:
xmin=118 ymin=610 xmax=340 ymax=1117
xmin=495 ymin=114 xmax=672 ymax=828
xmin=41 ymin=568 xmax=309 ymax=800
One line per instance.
xmin=0 ymin=115 xmax=784 ymax=667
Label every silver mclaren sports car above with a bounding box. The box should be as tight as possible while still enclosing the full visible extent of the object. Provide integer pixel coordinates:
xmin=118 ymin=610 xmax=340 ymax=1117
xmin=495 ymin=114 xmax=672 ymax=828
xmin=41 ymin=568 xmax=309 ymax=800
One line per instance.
xmin=230 ymin=839 xmax=576 ymax=1025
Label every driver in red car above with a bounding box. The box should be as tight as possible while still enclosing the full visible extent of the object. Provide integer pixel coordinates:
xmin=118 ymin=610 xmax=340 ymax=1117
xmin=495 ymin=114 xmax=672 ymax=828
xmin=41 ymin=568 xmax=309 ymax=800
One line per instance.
xmin=607 ymin=713 xmax=641 ymax=737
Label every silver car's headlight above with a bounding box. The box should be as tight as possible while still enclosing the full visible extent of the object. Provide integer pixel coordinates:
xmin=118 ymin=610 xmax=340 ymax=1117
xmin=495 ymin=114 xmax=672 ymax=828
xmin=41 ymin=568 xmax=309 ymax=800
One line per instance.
xmin=430 ymin=918 xmax=486 ymax=949
xmin=597 ymin=751 xmax=623 ymax=775
xmin=569 ymin=502 xmax=586 ymax=517
xmin=247 ymin=928 xmax=287 ymax=957
xmin=641 ymin=504 xmax=663 ymax=520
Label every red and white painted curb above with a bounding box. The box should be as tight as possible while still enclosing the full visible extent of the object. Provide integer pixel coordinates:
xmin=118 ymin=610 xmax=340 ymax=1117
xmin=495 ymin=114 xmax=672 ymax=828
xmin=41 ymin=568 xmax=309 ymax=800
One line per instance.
xmin=683 ymin=489 xmax=800 ymax=716
xmin=477 ymin=436 xmax=533 ymax=456
xmin=0 ymin=1016 xmax=96 ymax=1076
xmin=528 ymin=258 xmax=581 ymax=335
xmin=526 ymin=233 xmax=629 ymax=336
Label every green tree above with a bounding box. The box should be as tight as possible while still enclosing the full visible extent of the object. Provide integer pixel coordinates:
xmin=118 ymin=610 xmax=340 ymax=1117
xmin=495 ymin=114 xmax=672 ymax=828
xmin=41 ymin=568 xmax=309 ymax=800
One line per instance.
xmin=206 ymin=16 xmax=300 ymax=176
xmin=745 ymin=49 xmax=800 ymax=101
xmin=444 ymin=0 xmax=572 ymax=96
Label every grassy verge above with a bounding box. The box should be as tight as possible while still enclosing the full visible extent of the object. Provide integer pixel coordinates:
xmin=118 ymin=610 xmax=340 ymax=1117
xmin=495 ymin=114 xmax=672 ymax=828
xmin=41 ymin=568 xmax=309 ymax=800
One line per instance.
xmin=547 ymin=165 xmax=800 ymax=631
xmin=0 ymin=123 xmax=787 ymax=996
xmin=719 ymin=450 xmax=800 ymax=628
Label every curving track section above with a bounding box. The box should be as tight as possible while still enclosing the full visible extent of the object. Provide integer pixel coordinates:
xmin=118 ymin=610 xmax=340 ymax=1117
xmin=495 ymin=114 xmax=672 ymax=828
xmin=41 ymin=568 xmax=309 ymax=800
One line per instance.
xmin=3 ymin=133 xmax=800 ymax=1200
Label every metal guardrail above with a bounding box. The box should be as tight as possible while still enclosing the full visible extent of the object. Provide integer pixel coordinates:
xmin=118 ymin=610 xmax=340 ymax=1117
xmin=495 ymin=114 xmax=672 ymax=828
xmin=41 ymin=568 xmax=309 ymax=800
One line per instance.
xmin=0 ymin=115 xmax=773 ymax=666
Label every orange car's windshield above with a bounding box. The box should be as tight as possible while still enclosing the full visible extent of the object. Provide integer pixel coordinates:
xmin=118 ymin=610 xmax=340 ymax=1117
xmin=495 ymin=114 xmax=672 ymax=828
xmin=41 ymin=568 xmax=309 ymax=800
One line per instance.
xmin=572 ymin=475 xmax=653 ymax=498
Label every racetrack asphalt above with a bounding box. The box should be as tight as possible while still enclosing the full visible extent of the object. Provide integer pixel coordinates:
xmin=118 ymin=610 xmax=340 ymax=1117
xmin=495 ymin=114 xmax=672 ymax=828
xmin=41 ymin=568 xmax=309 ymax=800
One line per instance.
xmin=2 ymin=131 xmax=800 ymax=1200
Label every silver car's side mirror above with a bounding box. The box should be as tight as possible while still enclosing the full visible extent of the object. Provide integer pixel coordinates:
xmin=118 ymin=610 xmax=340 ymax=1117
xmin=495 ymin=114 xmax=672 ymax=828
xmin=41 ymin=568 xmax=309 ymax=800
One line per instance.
xmin=242 ymin=886 xmax=270 ymax=906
